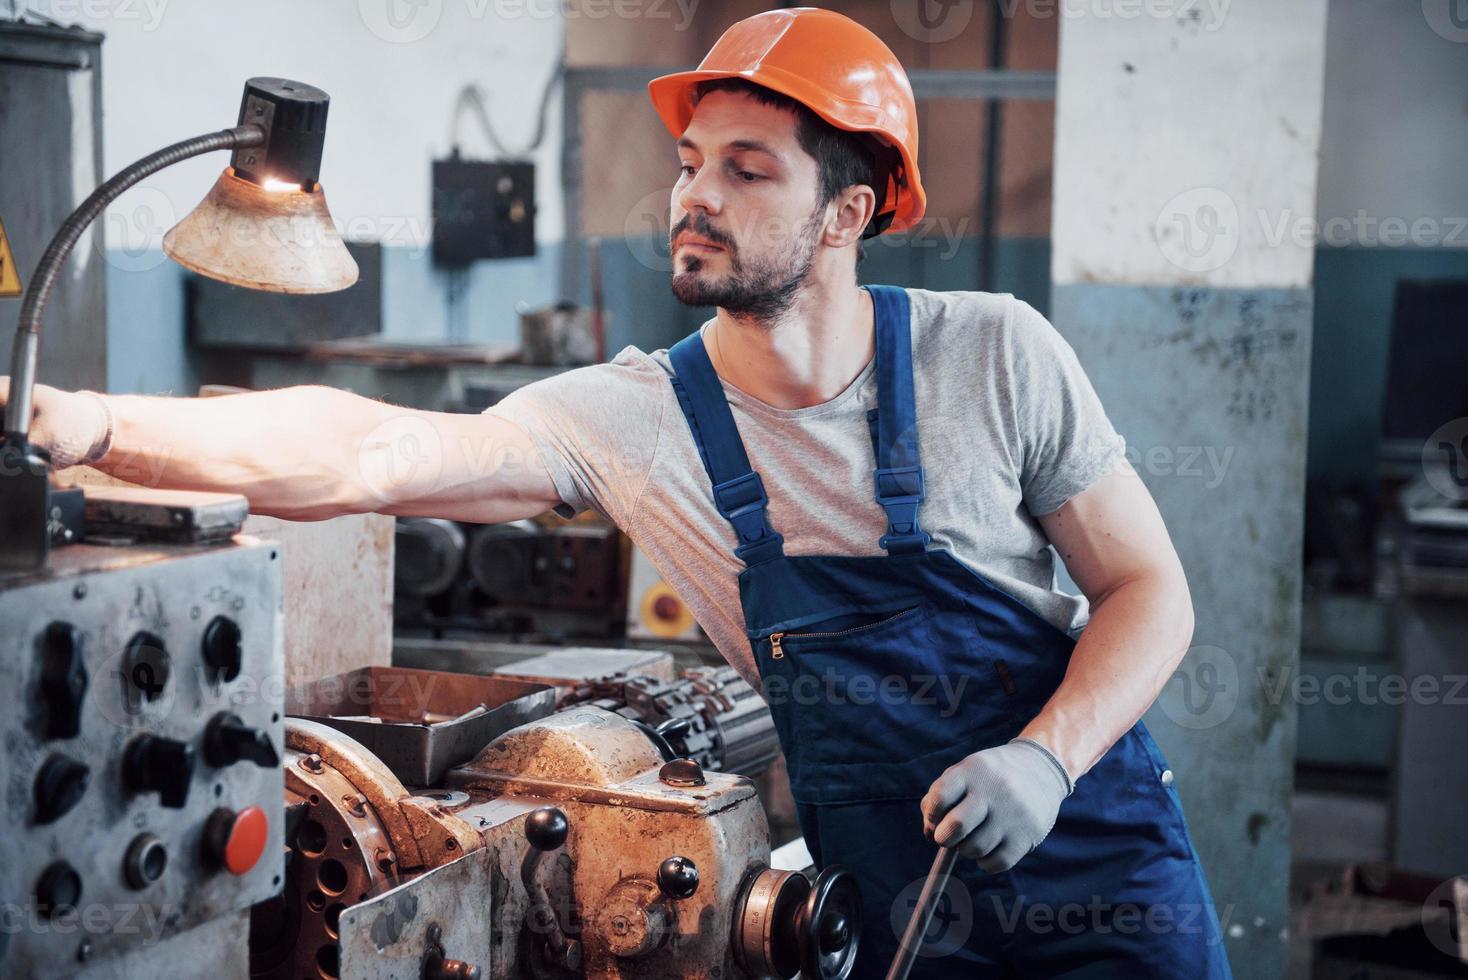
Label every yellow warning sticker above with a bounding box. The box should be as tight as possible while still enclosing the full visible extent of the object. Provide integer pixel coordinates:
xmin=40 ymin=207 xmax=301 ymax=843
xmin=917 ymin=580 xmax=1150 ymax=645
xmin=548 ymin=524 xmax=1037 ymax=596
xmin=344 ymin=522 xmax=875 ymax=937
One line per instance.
xmin=0 ymin=216 xmax=21 ymax=297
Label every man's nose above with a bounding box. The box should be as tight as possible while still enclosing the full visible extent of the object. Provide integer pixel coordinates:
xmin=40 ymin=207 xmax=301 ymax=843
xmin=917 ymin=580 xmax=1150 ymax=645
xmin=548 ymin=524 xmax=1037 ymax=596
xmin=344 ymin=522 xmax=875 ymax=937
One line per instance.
xmin=675 ymin=166 xmax=722 ymax=218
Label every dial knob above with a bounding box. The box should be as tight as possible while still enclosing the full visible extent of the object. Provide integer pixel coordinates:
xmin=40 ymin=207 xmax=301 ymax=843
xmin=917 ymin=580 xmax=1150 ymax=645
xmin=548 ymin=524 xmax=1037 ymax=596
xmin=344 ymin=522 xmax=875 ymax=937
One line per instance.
xmin=657 ymin=856 xmax=700 ymax=900
xmin=33 ymin=753 xmax=90 ymax=825
xmin=124 ymin=734 xmax=195 ymax=808
xmin=204 ymin=712 xmax=278 ymax=768
xmin=524 ymin=807 xmax=568 ymax=851
xmin=200 ymin=616 xmax=243 ymax=682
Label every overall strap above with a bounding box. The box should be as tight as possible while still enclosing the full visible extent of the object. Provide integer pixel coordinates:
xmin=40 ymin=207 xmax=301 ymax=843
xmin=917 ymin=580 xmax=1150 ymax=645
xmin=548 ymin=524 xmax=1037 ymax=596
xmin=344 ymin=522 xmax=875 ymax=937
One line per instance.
xmin=668 ymin=330 xmax=786 ymax=567
xmin=867 ymin=284 xmax=931 ymax=554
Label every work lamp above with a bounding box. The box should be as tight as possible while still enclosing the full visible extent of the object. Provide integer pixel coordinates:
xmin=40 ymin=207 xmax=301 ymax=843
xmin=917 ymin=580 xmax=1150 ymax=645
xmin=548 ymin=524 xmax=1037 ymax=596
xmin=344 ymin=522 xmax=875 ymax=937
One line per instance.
xmin=0 ymin=76 xmax=357 ymax=571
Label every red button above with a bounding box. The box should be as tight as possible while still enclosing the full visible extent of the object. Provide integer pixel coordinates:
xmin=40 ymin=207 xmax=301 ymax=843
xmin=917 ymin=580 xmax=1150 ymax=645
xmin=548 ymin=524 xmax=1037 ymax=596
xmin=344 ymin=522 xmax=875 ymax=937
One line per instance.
xmin=206 ymin=805 xmax=269 ymax=875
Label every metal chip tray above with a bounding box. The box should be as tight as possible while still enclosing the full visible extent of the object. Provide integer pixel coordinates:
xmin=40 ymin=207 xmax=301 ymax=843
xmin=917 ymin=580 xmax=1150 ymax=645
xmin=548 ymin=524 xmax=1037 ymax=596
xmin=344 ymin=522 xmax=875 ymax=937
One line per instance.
xmin=286 ymin=666 xmax=557 ymax=786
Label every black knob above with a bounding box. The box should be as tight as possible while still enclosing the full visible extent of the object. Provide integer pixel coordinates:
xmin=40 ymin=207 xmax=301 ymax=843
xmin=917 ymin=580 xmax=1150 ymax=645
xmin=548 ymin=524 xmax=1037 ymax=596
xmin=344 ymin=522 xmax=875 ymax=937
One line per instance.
xmin=818 ymin=912 xmax=850 ymax=955
xmin=34 ymin=861 xmax=81 ymax=919
xmin=124 ymin=734 xmax=195 ymax=808
xmin=524 ymin=807 xmax=568 ymax=851
xmin=657 ymin=856 xmax=699 ymax=900
xmin=201 ymin=616 xmax=243 ymax=682
xmin=39 ymin=622 xmax=87 ymax=738
xmin=33 ymin=753 xmax=90 ymax=825
xmin=204 ymin=712 xmax=278 ymax=768
xmin=123 ymin=632 xmax=170 ymax=703
xmin=654 ymin=717 xmax=692 ymax=741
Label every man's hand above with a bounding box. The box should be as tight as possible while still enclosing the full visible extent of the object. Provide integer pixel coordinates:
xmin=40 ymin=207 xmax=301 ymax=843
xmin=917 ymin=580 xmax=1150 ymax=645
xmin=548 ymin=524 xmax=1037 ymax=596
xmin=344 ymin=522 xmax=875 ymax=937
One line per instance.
xmin=920 ymin=738 xmax=1073 ymax=873
xmin=0 ymin=376 xmax=113 ymax=468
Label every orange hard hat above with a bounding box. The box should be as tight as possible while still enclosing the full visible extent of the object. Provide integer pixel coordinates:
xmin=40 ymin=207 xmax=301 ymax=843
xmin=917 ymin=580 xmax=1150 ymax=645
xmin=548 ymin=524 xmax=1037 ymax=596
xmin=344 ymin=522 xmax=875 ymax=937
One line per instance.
xmin=648 ymin=7 xmax=926 ymax=235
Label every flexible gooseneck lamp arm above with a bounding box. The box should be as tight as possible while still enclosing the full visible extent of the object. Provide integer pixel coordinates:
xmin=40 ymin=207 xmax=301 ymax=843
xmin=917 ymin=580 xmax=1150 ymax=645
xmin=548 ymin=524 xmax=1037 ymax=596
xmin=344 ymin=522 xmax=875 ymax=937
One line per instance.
xmin=0 ymin=76 xmax=355 ymax=573
xmin=4 ymin=125 xmax=265 ymax=440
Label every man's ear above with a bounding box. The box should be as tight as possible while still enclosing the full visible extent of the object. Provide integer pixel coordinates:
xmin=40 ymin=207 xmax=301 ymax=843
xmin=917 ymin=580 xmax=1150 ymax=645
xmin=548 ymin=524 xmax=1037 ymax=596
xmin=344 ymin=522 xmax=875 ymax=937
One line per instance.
xmin=822 ymin=184 xmax=877 ymax=248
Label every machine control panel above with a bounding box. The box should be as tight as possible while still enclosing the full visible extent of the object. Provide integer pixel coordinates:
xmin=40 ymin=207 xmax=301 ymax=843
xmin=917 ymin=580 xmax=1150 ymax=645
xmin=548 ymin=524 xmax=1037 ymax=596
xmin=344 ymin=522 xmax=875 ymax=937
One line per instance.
xmin=0 ymin=539 xmax=284 ymax=978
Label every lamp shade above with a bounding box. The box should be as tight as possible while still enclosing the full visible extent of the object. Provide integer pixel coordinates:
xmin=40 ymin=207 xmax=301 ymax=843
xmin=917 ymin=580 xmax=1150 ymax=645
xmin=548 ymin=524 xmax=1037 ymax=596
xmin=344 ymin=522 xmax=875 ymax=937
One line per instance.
xmin=162 ymin=167 xmax=358 ymax=294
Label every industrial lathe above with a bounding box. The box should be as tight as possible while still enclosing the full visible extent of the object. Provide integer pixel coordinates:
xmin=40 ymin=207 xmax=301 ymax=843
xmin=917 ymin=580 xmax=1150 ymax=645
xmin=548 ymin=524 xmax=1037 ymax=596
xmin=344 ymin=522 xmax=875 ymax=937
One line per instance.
xmin=0 ymin=485 xmax=860 ymax=980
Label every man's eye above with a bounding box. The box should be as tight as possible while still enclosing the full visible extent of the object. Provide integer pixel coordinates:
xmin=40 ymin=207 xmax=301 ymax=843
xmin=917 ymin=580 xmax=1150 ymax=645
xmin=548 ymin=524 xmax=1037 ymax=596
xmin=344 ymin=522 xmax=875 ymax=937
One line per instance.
xmin=737 ymin=171 xmax=763 ymax=183
xmin=679 ymin=164 xmax=696 ymax=177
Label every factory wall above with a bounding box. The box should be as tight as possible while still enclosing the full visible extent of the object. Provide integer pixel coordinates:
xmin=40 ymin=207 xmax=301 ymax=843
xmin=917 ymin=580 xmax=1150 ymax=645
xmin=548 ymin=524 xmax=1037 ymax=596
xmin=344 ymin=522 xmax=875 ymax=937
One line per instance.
xmin=1309 ymin=0 xmax=1468 ymax=489
xmin=1051 ymin=3 xmax=1329 ymax=979
xmin=14 ymin=0 xmax=566 ymax=394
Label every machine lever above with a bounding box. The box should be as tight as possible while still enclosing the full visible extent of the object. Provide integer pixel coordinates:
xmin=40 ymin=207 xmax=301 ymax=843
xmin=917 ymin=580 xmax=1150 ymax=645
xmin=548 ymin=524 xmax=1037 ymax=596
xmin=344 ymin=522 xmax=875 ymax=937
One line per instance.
xmin=883 ymin=846 xmax=957 ymax=980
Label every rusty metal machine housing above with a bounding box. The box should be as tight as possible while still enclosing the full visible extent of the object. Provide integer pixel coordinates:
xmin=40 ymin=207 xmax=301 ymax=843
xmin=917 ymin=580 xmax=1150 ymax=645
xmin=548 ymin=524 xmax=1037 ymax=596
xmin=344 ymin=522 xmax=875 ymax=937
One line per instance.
xmin=253 ymin=669 xmax=858 ymax=980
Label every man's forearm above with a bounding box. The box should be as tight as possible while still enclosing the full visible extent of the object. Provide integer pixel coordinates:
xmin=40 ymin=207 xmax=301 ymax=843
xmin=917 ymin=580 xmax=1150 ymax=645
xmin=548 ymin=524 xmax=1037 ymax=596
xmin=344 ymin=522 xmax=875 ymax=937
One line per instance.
xmin=1017 ymin=571 xmax=1194 ymax=780
xmin=93 ymin=385 xmax=372 ymax=521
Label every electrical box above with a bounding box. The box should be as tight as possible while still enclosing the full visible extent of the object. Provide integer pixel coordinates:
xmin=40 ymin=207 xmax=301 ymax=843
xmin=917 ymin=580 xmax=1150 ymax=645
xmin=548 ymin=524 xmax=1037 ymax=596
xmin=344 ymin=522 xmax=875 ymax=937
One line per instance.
xmin=431 ymin=156 xmax=535 ymax=264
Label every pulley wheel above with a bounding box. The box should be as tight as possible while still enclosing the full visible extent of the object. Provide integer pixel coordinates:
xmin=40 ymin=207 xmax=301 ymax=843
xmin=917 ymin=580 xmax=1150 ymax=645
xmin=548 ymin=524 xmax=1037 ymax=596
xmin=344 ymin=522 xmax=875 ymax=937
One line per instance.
xmin=733 ymin=867 xmax=810 ymax=980
xmin=797 ymin=865 xmax=862 ymax=980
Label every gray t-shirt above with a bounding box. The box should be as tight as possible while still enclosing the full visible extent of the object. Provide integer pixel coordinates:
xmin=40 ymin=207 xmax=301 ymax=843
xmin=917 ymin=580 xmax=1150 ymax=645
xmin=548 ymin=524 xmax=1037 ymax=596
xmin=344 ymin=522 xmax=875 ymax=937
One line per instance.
xmin=485 ymin=288 xmax=1126 ymax=687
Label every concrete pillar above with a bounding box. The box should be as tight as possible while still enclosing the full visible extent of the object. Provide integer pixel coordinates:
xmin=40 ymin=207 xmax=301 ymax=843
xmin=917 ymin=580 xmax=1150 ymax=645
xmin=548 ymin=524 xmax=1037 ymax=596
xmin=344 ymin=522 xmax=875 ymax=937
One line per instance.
xmin=1050 ymin=2 xmax=1329 ymax=976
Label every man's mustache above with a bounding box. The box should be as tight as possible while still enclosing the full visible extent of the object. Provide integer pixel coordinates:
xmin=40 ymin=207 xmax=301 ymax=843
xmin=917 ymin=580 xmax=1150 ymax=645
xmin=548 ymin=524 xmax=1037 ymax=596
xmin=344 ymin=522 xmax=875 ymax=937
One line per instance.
xmin=670 ymin=213 xmax=737 ymax=253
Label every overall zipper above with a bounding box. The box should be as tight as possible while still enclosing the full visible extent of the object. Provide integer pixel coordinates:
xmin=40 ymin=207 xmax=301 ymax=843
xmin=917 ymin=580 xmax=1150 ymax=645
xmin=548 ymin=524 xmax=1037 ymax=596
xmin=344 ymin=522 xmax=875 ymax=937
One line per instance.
xmin=768 ymin=606 xmax=920 ymax=660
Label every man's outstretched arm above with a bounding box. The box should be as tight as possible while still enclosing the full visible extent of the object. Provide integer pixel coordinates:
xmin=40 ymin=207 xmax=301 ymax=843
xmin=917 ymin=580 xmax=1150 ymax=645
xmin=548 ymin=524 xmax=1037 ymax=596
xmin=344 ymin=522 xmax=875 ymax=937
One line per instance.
xmin=0 ymin=378 xmax=564 ymax=524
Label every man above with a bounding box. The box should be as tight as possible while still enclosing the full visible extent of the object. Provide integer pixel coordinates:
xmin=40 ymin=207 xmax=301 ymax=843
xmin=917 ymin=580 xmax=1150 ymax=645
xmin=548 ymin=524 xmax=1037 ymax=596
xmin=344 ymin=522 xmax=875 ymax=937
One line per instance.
xmin=3 ymin=8 xmax=1230 ymax=977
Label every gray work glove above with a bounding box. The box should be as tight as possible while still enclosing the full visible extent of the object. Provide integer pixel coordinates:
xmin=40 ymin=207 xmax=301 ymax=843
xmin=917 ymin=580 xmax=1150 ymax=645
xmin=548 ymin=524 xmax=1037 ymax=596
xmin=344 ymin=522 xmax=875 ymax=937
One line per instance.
xmin=920 ymin=737 xmax=1074 ymax=873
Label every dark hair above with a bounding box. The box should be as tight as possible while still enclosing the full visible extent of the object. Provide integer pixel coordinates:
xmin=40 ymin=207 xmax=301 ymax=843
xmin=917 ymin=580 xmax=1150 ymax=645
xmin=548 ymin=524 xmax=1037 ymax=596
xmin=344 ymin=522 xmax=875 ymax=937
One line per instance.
xmin=693 ymin=78 xmax=887 ymax=241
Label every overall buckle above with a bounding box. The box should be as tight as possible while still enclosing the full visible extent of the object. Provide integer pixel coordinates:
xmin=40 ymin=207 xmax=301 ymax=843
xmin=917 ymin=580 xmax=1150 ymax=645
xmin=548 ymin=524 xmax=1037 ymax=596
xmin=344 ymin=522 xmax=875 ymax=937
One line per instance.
xmin=875 ymin=465 xmax=931 ymax=554
xmin=714 ymin=472 xmax=784 ymax=565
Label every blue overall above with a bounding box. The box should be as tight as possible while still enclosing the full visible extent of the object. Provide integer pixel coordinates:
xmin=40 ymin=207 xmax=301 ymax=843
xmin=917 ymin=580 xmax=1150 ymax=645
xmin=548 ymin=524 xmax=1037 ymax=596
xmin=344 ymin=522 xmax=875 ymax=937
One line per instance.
xmin=668 ymin=285 xmax=1233 ymax=978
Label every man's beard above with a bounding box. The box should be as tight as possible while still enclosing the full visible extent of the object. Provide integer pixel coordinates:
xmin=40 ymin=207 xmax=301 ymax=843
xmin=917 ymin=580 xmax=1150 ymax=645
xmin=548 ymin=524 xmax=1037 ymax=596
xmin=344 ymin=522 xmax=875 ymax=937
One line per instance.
xmin=669 ymin=208 xmax=822 ymax=321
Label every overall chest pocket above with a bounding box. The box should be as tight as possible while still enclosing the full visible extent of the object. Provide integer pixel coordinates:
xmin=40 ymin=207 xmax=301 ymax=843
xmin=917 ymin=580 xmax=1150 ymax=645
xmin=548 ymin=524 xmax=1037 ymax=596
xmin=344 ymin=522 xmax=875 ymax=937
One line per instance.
xmin=758 ymin=603 xmax=1013 ymax=802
